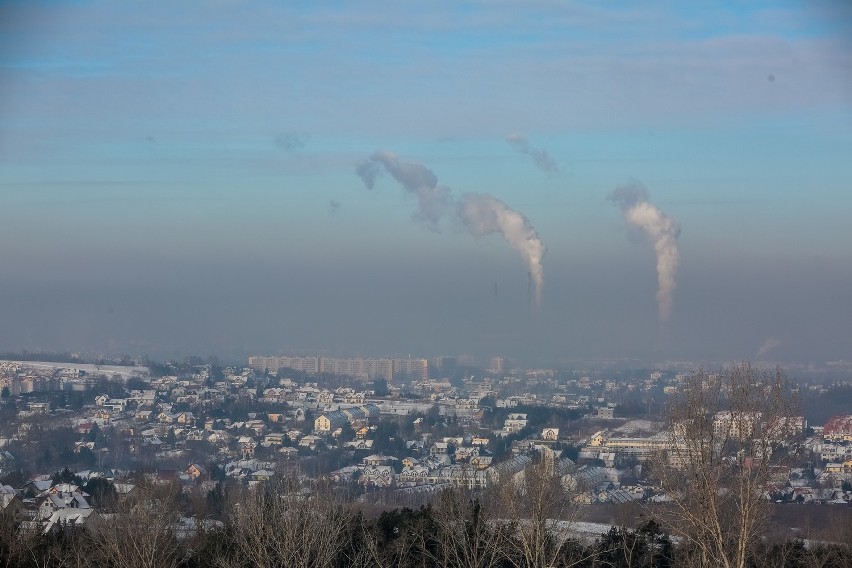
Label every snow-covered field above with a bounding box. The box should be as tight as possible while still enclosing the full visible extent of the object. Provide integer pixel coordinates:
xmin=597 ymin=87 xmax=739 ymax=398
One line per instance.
xmin=612 ymin=420 xmax=662 ymax=435
xmin=2 ymin=360 xmax=148 ymax=379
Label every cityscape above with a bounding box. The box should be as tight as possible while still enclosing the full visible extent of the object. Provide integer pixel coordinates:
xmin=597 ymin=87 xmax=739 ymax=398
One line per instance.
xmin=1 ymin=352 xmax=851 ymax=566
xmin=2 ymin=1 xmax=851 ymax=567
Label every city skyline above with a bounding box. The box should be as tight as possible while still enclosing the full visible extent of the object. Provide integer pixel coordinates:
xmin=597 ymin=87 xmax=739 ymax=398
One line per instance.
xmin=1 ymin=1 xmax=851 ymax=364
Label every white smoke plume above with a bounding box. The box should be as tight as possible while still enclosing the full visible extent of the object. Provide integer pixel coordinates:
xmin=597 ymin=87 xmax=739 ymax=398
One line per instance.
xmin=609 ymin=183 xmax=681 ymax=321
xmin=356 ymin=151 xmax=452 ymax=228
xmin=458 ymin=193 xmax=545 ymax=307
xmin=357 ymin=151 xmax=546 ymax=306
xmin=505 ymin=133 xmax=559 ymax=173
xmin=756 ymin=337 xmax=782 ymax=358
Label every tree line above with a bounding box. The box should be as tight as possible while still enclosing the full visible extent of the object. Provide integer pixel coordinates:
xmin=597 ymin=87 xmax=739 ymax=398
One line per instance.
xmin=1 ymin=477 xmax=851 ymax=568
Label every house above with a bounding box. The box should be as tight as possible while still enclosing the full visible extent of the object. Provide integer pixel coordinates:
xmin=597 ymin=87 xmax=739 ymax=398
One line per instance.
xmin=361 ymin=465 xmax=395 ymax=487
xmin=455 ymin=446 xmax=479 ymax=462
xmin=27 ymin=402 xmax=51 ymax=414
xmin=157 ymin=412 xmax=177 ymax=424
xmin=262 ymin=388 xmax=289 ymax=403
xmin=428 ymin=464 xmax=487 ymax=489
xmin=74 ymin=441 xmax=95 ymax=453
xmin=824 ymin=460 xmax=852 ymax=476
xmin=185 ymin=463 xmax=207 ymax=480
xmin=824 ymin=416 xmax=852 ymax=442
xmin=238 ymin=437 xmax=257 ymax=459
xmin=103 ymin=399 xmax=128 ymax=413
xmin=263 ymin=433 xmax=287 ymax=447
xmin=469 ymin=456 xmax=493 ymax=470
xmin=792 ymin=487 xmax=816 ymax=503
xmin=503 ymin=413 xmax=528 ymax=433
xmin=245 ymin=420 xmax=267 ymax=436
xmin=398 ymin=466 xmax=429 ymax=484
xmin=299 ymin=435 xmax=322 ymax=450
xmin=248 ymin=470 xmax=274 ymax=484
xmin=486 ymin=454 xmax=532 ymax=485
xmin=401 ymin=457 xmax=420 ymax=468
xmin=278 ymin=447 xmax=299 ymax=459
xmin=114 ymin=483 xmax=136 ymax=498
xmin=176 ymin=412 xmax=195 ymax=425
xmin=43 ymin=509 xmax=100 ymax=534
xmin=329 ymin=466 xmax=361 ymax=483
xmin=542 ymin=428 xmax=560 ymax=441
xmin=344 ymin=392 xmax=366 ymax=405
xmin=22 ymin=479 xmax=53 ymax=497
xmin=92 ymin=409 xmax=112 ymax=422
xmin=341 ymin=407 xmax=366 ymax=423
xmin=37 ymin=489 xmax=91 ymax=520
xmin=589 ymin=431 xmax=607 ymax=447
xmin=343 ymin=439 xmax=374 ymax=450
xmin=0 ymin=485 xmax=21 ymax=513
xmin=361 ymin=403 xmax=381 ymax=420
xmin=597 ymin=407 xmax=615 ymax=419
xmin=363 ymin=454 xmax=397 ymax=467
xmin=314 ymin=411 xmax=348 ymax=433
xmin=135 ymin=410 xmax=153 ymax=422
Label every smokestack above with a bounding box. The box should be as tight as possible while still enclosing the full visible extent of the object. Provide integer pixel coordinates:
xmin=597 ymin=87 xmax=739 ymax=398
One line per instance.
xmin=608 ymin=183 xmax=681 ymax=322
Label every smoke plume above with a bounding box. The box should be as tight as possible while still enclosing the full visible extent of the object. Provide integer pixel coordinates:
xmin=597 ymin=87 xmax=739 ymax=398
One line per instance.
xmin=609 ymin=183 xmax=681 ymax=321
xmin=274 ymin=131 xmax=309 ymax=151
xmin=458 ymin=193 xmax=545 ymax=307
xmin=357 ymin=151 xmax=451 ymax=227
xmin=505 ymin=133 xmax=559 ymax=173
xmin=756 ymin=337 xmax=782 ymax=358
xmin=355 ymin=159 xmax=381 ymax=189
xmin=357 ymin=151 xmax=546 ymax=306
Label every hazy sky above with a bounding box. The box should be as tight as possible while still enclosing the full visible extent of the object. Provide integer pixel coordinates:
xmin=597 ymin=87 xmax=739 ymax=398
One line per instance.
xmin=1 ymin=1 xmax=851 ymax=366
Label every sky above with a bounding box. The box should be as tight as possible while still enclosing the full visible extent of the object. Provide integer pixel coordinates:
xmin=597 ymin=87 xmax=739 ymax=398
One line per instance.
xmin=1 ymin=0 xmax=851 ymax=366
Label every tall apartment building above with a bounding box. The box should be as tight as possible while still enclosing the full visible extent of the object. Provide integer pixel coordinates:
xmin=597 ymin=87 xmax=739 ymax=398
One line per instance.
xmin=392 ymin=358 xmax=428 ymax=381
xmin=320 ymin=358 xmax=393 ymax=381
xmin=249 ymin=355 xmax=428 ymax=382
xmin=248 ymin=356 xmax=320 ymax=374
xmin=430 ymin=355 xmax=457 ymax=372
xmin=489 ymin=356 xmax=506 ymax=374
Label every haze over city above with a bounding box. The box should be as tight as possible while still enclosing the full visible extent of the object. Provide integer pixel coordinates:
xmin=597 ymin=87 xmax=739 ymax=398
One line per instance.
xmin=1 ymin=1 xmax=851 ymax=364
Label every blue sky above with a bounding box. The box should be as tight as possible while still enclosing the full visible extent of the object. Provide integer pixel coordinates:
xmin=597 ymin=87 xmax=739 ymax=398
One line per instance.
xmin=1 ymin=1 xmax=851 ymax=365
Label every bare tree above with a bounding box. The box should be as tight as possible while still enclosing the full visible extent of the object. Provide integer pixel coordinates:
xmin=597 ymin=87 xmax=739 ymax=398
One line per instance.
xmin=351 ymin=509 xmax=430 ymax=568
xmin=428 ymin=487 xmax=509 ymax=568
xmin=495 ymin=449 xmax=590 ymax=568
xmin=651 ymin=364 xmax=801 ymax=568
xmin=90 ymin=485 xmax=185 ymax=568
xmin=222 ymin=478 xmax=352 ymax=568
xmin=0 ymin=505 xmax=39 ymax=568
